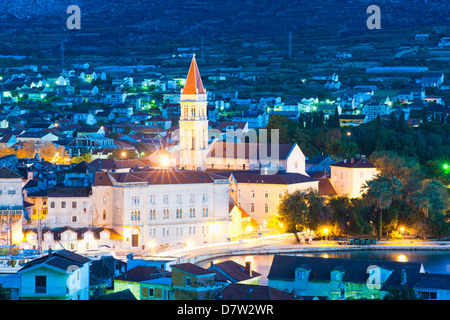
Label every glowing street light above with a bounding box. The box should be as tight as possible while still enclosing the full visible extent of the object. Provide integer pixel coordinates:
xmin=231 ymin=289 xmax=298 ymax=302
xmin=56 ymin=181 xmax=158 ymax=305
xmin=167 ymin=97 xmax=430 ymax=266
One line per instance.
xmin=400 ymin=226 xmax=405 ymax=241
xmin=160 ymin=155 xmax=171 ymax=167
xmin=323 ymin=227 xmax=330 ymax=241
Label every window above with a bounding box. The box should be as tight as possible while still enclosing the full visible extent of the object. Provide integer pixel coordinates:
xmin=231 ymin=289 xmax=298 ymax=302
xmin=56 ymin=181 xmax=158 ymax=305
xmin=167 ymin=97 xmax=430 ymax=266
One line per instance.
xmin=102 ymin=195 xmax=107 ymax=204
xmin=189 ymin=193 xmax=195 ymax=203
xmin=185 ymin=277 xmax=191 ymax=287
xmin=50 ymin=202 xmax=55 ymax=208
xmin=265 ymin=204 xmax=269 ymax=213
xmin=132 ymin=196 xmax=140 ymax=206
xmin=72 ymin=201 xmax=77 ymax=209
xmin=203 ymin=208 xmax=208 ymax=217
xmin=265 ymin=191 xmax=269 ymax=198
xmin=35 ymin=276 xmax=46 ymax=293
xmin=72 ymin=216 xmax=77 ymax=222
xmin=148 ymin=288 xmax=154 ymax=297
xmin=61 ymin=202 xmax=66 ymax=208
xmin=251 ymin=190 xmax=255 ymax=198
xmin=103 ymin=210 xmax=106 ymax=220
xmin=202 ymin=193 xmax=208 ymax=202
xmin=8 ymin=188 xmax=15 ymax=195
xmin=251 ymin=203 xmax=255 ymax=213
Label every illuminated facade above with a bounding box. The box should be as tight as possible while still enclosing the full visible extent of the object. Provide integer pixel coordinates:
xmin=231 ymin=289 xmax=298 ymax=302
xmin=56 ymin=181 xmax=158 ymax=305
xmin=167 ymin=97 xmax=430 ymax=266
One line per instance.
xmin=92 ymin=170 xmax=230 ymax=251
xmin=178 ymin=56 xmax=209 ymax=170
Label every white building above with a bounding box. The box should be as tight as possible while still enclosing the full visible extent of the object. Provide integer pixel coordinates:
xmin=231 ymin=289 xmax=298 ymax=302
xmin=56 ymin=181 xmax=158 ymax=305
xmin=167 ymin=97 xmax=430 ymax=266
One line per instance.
xmin=330 ymin=157 xmax=378 ymax=199
xmin=18 ymin=249 xmax=91 ymax=300
xmin=91 ymin=169 xmax=230 ymax=252
xmin=228 ymin=171 xmax=319 ymax=228
xmin=0 ymin=167 xmax=24 ymax=246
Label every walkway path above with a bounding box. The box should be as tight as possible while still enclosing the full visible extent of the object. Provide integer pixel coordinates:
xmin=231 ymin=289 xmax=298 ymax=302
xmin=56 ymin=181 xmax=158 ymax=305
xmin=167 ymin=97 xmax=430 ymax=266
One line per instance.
xmin=141 ymin=234 xmax=450 ymax=265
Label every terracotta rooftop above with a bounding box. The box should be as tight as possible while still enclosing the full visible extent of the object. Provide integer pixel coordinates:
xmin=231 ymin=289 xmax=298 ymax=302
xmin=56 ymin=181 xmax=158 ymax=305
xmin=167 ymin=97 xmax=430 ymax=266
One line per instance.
xmin=94 ymin=169 xmax=227 ymax=186
xmin=330 ymin=158 xmax=375 ymax=169
xmin=182 ymin=56 xmax=205 ymax=95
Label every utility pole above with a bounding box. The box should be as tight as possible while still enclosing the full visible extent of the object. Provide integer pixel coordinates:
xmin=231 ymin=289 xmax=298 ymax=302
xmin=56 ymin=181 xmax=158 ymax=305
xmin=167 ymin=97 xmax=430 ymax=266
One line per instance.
xmin=8 ymin=206 xmax=12 ymax=257
xmin=37 ymin=209 xmax=42 ymax=255
xmin=61 ymin=40 xmax=65 ymax=68
xmin=201 ymin=37 xmax=205 ymax=62
xmin=288 ymin=30 xmax=292 ymax=59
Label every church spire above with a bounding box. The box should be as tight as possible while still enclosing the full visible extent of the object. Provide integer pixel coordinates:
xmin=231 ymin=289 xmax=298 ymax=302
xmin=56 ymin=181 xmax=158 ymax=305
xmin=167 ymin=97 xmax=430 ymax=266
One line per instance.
xmin=182 ymin=55 xmax=205 ymax=95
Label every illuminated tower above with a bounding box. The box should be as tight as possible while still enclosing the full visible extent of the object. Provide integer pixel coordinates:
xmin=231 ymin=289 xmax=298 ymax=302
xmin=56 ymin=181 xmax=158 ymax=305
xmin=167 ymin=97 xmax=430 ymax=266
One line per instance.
xmin=179 ymin=55 xmax=209 ymax=170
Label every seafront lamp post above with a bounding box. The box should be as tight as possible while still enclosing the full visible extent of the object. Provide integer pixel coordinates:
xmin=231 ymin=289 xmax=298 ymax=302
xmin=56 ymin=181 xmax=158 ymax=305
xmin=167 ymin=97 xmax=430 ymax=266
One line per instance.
xmin=400 ymin=227 xmax=405 ymax=242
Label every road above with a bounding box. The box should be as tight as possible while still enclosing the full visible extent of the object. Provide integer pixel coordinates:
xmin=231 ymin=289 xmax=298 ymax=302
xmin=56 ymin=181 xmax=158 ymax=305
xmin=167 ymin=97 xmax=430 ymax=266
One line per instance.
xmin=125 ymin=233 xmax=450 ymax=264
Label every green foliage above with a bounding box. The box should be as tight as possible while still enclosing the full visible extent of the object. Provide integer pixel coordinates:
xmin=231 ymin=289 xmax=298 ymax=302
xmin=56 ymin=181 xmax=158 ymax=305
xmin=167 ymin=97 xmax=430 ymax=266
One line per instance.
xmin=383 ymin=286 xmax=421 ymax=300
xmin=277 ymin=188 xmax=328 ymax=241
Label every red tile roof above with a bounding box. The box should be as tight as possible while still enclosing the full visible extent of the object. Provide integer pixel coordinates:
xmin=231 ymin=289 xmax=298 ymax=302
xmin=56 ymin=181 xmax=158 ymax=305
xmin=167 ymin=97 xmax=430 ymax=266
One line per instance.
xmin=182 ymin=56 xmax=205 ymax=95
xmin=171 ymin=263 xmax=215 ymax=276
xmin=330 ymin=158 xmax=375 ymax=169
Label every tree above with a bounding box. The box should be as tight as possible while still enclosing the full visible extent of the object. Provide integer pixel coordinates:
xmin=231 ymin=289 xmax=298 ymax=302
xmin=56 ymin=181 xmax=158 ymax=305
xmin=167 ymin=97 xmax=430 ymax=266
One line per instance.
xmin=266 ymin=114 xmax=296 ymax=144
xmin=363 ymin=174 xmax=403 ymax=240
xmin=0 ymin=146 xmax=15 ymax=157
xmin=16 ymin=141 xmax=36 ymax=159
xmin=407 ymin=179 xmax=449 ymax=238
xmin=383 ymin=286 xmax=421 ymax=300
xmin=71 ymin=153 xmax=93 ymax=164
xmin=108 ymin=148 xmax=138 ymax=160
xmin=37 ymin=143 xmax=70 ymax=163
xmin=278 ymin=190 xmax=309 ymax=242
xmin=277 ymin=188 xmax=327 ymax=242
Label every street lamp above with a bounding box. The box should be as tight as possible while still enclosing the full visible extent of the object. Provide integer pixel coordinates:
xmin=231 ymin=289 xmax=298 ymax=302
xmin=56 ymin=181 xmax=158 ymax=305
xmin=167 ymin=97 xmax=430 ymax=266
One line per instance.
xmin=323 ymin=227 xmax=329 ymax=241
xmin=160 ymin=155 xmax=171 ymax=168
xmin=400 ymin=227 xmax=405 ymax=241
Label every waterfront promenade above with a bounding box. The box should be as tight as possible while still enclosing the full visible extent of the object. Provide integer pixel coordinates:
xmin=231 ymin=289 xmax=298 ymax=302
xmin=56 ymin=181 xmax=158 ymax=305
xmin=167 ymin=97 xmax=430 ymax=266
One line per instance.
xmin=140 ymin=233 xmax=450 ymax=265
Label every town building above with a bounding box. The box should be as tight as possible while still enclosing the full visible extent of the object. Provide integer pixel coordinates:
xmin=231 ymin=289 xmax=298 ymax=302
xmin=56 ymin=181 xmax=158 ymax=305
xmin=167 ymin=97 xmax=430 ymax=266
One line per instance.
xmin=329 ymin=157 xmax=378 ymax=199
xmin=91 ymin=169 xmax=230 ymax=252
xmin=18 ymin=249 xmax=91 ymax=300
xmin=267 ymin=255 xmax=425 ymax=300
xmin=0 ymin=167 xmax=25 ymax=246
xmin=227 ymin=171 xmax=318 ymax=228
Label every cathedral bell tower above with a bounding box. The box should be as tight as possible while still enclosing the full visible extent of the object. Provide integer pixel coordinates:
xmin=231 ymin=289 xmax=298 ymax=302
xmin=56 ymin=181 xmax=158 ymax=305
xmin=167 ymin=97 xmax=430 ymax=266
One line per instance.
xmin=178 ymin=55 xmax=209 ymax=170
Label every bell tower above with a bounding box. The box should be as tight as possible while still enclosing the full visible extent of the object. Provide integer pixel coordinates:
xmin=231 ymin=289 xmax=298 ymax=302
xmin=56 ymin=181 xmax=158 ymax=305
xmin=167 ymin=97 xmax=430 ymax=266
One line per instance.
xmin=179 ymin=55 xmax=209 ymax=170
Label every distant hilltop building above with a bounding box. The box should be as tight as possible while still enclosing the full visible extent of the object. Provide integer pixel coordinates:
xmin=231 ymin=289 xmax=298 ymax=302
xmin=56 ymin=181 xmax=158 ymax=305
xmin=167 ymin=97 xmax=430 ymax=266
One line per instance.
xmin=438 ymin=37 xmax=450 ymax=47
xmin=366 ymin=67 xmax=429 ymax=74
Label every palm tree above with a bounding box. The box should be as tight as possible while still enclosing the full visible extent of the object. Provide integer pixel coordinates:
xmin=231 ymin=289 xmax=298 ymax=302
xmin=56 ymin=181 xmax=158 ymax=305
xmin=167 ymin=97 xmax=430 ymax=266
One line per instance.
xmin=364 ymin=174 xmax=403 ymax=240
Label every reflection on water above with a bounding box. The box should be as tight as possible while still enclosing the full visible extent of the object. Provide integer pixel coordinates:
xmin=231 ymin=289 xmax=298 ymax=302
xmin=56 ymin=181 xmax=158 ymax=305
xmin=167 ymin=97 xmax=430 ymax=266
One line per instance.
xmin=397 ymin=254 xmax=407 ymax=262
xmin=198 ymin=250 xmax=450 ymax=286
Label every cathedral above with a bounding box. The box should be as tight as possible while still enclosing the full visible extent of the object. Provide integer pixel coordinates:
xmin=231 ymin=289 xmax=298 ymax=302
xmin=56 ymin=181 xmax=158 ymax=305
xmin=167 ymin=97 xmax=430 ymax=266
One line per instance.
xmin=175 ymin=56 xmax=319 ymax=229
xmin=177 ymin=55 xmax=310 ymax=176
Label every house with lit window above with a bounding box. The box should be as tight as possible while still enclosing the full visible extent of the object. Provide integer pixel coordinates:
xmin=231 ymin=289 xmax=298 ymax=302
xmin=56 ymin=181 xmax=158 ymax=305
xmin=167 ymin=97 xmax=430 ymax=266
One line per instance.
xmin=329 ymin=157 xmax=378 ymax=199
xmin=170 ymin=263 xmax=227 ymax=300
xmin=227 ymin=171 xmax=318 ymax=228
xmin=18 ymin=249 xmax=91 ymax=300
xmin=113 ymin=265 xmax=172 ymax=300
xmin=267 ymin=255 xmax=425 ymax=300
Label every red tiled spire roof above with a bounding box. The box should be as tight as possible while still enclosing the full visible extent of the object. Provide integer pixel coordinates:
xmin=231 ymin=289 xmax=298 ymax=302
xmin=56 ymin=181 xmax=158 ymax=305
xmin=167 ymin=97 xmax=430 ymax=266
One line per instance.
xmin=182 ymin=55 xmax=205 ymax=95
